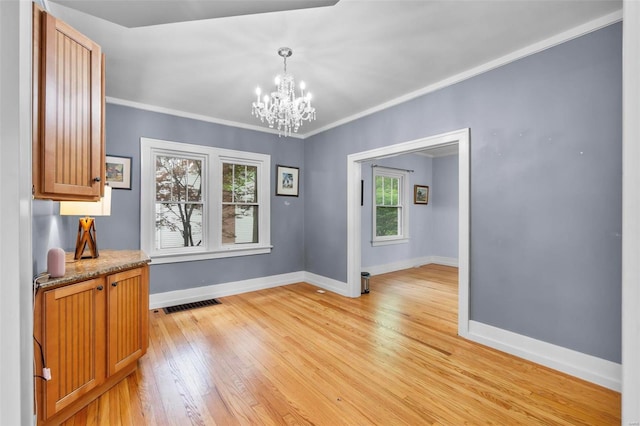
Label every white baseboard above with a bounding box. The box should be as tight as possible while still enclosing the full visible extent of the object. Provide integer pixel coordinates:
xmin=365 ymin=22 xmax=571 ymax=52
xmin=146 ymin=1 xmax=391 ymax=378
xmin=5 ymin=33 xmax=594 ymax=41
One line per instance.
xmin=149 ymin=271 xmax=305 ymax=309
xmin=363 ymin=256 xmax=431 ymax=276
xmin=467 ymin=320 xmax=621 ymax=391
xmin=148 ymin=270 xmax=620 ymax=391
xmin=429 ymin=256 xmax=458 ymax=267
xmin=363 ymin=255 xmax=458 ymax=276
xmin=303 ymin=271 xmax=350 ymax=297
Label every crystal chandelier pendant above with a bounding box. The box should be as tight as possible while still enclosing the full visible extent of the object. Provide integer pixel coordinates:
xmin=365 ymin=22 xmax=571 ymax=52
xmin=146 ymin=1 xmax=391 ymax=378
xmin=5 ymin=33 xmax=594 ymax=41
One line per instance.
xmin=252 ymin=47 xmax=316 ymax=137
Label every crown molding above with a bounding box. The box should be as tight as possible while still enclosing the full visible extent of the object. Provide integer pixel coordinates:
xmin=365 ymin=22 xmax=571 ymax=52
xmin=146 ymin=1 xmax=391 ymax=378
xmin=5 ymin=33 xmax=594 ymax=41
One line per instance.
xmin=105 ymin=97 xmax=306 ymax=140
xmin=107 ymin=9 xmax=621 ymax=140
xmin=303 ymin=9 xmax=622 ymax=138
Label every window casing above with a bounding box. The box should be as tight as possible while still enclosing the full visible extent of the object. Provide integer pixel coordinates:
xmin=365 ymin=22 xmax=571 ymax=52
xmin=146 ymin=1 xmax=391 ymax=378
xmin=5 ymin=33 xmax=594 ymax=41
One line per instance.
xmin=141 ymin=138 xmax=271 ymax=264
xmin=372 ymin=167 xmax=409 ymax=246
xmin=155 ymin=153 xmax=205 ymax=250
xmin=221 ymin=160 xmax=259 ymax=245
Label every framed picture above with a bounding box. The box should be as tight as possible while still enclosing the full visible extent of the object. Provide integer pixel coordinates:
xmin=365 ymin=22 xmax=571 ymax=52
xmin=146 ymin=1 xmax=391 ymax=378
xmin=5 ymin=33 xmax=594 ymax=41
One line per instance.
xmin=105 ymin=155 xmax=132 ymax=190
xmin=414 ymin=185 xmax=429 ymax=204
xmin=276 ymin=165 xmax=299 ymax=197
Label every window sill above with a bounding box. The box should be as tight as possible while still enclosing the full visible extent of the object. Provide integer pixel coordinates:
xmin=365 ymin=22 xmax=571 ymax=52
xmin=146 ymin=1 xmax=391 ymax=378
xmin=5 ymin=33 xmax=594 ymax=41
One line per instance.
xmin=371 ymin=238 xmax=409 ymax=247
xmin=148 ymin=246 xmax=273 ymax=265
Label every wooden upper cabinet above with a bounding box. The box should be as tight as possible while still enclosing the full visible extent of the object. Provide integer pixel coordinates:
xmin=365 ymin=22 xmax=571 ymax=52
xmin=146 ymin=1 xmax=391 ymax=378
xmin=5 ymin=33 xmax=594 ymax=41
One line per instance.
xmin=33 ymin=6 xmax=105 ymax=200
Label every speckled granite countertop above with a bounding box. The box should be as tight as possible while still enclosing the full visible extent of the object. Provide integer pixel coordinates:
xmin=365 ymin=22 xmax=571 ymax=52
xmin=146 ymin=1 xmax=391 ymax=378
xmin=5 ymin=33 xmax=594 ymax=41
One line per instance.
xmin=37 ymin=250 xmax=150 ymax=289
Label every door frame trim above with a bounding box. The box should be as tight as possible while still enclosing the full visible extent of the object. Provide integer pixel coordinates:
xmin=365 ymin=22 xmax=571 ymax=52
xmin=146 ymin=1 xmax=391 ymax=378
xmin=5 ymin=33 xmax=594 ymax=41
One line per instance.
xmin=346 ymin=128 xmax=471 ymax=336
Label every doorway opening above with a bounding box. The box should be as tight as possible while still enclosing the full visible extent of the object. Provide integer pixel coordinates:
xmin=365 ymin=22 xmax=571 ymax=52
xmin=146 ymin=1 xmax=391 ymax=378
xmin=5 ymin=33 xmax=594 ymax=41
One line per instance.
xmin=346 ymin=128 xmax=470 ymax=337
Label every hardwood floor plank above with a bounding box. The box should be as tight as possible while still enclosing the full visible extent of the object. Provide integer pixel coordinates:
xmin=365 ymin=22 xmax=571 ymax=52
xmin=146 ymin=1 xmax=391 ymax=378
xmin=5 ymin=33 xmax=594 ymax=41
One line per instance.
xmin=151 ymin=314 xmax=217 ymax=426
xmin=95 ymin=390 xmax=109 ymax=425
xmin=85 ymin=398 xmax=98 ymax=426
xmin=64 ymin=265 xmax=620 ymax=424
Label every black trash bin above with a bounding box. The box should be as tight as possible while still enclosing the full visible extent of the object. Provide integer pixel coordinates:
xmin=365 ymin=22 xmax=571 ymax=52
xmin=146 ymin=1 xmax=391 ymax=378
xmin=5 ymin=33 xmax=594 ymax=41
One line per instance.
xmin=361 ymin=272 xmax=370 ymax=294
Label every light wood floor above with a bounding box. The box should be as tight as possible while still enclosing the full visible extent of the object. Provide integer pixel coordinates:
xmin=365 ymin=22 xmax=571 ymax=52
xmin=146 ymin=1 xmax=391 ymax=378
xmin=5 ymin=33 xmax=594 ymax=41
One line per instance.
xmin=63 ymin=264 xmax=620 ymax=425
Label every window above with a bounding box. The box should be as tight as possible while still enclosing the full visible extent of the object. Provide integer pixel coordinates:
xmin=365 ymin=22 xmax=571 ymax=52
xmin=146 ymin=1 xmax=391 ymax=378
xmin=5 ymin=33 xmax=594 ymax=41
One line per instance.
xmin=155 ymin=154 xmax=204 ymax=249
xmin=372 ymin=167 xmax=409 ymax=245
xmin=221 ymin=161 xmax=258 ymax=244
xmin=141 ymin=138 xmax=271 ymax=263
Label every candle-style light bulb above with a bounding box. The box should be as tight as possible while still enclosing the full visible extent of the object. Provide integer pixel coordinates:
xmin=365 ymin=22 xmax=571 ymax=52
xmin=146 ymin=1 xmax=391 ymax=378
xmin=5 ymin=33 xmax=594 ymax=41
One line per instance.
xmin=255 ymin=87 xmax=261 ymax=103
xmin=275 ymin=76 xmax=280 ymax=86
xmin=263 ymin=95 xmax=269 ymax=104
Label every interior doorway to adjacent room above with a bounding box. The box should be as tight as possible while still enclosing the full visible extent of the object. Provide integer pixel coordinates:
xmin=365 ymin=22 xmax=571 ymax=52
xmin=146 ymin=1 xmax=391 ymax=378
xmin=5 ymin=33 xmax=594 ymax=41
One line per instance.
xmin=346 ymin=128 xmax=470 ymax=337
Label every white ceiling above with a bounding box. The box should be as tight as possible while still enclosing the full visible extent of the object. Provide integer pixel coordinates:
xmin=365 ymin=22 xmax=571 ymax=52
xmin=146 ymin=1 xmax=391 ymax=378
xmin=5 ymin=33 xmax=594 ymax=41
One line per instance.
xmin=47 ymin=0 xmax=622 ymax=139
xmin=49 ymin=0 xmax=340 ymax=27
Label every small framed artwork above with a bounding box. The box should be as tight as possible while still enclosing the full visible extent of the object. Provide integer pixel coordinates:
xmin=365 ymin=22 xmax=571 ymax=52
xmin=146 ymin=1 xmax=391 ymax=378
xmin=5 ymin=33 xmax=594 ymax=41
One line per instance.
xmin=414 ymin=185 xmax=429 ymax=204
xmin=276 ymin=165 xmax=299 ymax=197
xmin=105 ymin=155 xmax=132 ymax=190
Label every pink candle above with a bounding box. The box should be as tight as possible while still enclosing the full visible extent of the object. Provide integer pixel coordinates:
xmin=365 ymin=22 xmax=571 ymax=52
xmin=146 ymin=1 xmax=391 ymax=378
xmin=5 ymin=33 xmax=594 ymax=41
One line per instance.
xmin=47 ymin=248 xmax=66 ymax=278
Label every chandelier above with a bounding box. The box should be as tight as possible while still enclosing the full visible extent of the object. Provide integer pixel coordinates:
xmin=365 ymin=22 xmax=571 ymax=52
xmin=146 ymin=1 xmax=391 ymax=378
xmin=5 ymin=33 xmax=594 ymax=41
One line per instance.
xmin=252 ymin=47 xmax=316 ymax=137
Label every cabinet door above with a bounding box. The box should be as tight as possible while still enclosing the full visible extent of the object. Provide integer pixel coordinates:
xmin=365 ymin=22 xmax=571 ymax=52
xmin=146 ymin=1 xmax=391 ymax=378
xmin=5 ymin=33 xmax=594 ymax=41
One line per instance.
xmin=43 ymin=278 xmax=106 ymax=418
xmin=38 ymin=11 xmax=103 ymax=199
xmin=107 ymin=266 xmax=149 ymax=375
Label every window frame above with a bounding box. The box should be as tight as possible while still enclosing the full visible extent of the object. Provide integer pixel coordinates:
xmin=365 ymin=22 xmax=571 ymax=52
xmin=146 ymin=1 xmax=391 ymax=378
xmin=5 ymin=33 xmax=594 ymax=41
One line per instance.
xmin=371 ymin=167 xmax=410 ymax=246
xmin=154 ymin=151 xmax=207 ymax=253
xmin=141 ymin=137 xmax=271 ymax=264
xmin=220 ymin=159 xmax=260 ymax=246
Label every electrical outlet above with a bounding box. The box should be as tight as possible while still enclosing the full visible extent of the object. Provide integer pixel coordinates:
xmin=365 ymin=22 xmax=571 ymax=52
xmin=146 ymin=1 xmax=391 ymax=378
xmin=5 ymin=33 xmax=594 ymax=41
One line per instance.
xmin=42 ymin=368 xmax=51 ymax=381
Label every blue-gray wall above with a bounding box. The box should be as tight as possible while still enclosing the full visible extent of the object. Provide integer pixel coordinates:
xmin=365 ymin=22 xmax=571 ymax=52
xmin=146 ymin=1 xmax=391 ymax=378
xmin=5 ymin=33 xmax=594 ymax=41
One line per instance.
xmin=31 ymin=23 xmax=622 ymax=363
xmin=32 ymin=200 xmax=67 ymax=274
xmin=32 ymin=104 xmax=306 ymax=294
xmin=103 ymin=105 xmax=306 ymax=294
xmin=359 ymin=153 xmax=459 ymax=269
xmin=304 ymin=24 xmax=622 ymax=362
xmin=432 ymin=155 xmax=459 ymax=259
xmin=361 ymin=154 xmax=434 ymax=269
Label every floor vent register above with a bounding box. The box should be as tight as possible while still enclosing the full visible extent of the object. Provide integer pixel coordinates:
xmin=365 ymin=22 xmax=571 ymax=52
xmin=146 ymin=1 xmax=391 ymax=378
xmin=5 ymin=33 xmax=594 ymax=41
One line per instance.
xmin=163 ymin=298 xmax=221 ymax=314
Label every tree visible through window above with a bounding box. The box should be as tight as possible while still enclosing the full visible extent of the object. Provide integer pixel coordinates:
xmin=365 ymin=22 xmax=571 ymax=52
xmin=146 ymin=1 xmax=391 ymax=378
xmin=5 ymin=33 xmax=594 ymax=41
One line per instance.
xmin=372 ymin=167 xmax=408 ymax=244
xmin=141 ymin=137 xmax=271 ymax=263
xmin=155 ymin=155 xmax=203 ymax=249
xmin=375 ymin=175 xmax=400 ymax=237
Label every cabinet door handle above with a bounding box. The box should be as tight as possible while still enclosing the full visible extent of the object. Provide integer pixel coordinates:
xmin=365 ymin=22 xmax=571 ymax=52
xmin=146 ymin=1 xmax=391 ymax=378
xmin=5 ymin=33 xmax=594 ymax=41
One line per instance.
xmin=111 ymin=282 xmax=118 ymax=287
xmin=97 ymin=285 xmax=104 ymax=291
xmin=93 ymin=177 xmax=101 ymax=182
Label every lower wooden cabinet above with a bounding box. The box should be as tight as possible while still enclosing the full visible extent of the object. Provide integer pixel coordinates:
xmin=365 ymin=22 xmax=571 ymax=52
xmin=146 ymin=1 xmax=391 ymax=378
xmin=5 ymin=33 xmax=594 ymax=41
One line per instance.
xmin=42 ymin=277 xmax=107 ymax=417
xmin=107 ymin=267 xmax=148 ymax=376
xmin=35 ymin=264 xmax=149 ymax=425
